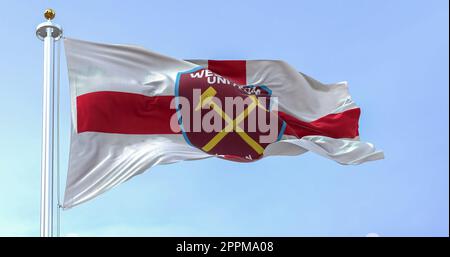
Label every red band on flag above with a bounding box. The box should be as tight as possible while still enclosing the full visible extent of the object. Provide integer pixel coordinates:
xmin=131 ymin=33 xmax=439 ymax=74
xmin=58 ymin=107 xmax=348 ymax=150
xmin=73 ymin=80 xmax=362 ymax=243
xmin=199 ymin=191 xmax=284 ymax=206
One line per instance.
xmin=77 ymin=91 xmax=178 ymax=134
xmin=208 ymin=60 xmax=247 ymax=85
xmin=279 ymin=109 xmax=360 ymax=139
xmin=76 ymin=91 xmax=360 ymax=139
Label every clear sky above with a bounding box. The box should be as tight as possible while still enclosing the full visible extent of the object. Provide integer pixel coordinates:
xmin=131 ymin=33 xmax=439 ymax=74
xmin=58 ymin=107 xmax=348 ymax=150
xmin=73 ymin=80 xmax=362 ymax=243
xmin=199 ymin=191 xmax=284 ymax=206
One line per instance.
xmin=0 ymin=0 xmax=448 ymax=236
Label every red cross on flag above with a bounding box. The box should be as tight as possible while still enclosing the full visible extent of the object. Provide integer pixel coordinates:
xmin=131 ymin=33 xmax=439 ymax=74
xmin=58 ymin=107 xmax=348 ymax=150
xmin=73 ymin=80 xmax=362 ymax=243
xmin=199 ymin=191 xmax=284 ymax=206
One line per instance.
xmin=63 ymin=38 xmax=383 ymax=208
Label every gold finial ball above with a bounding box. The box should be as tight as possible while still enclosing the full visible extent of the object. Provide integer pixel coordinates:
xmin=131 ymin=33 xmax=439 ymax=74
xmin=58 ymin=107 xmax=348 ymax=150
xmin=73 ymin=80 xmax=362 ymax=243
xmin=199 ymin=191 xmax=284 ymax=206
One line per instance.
xmin=44 ymin=8 xmax=56 ymax=20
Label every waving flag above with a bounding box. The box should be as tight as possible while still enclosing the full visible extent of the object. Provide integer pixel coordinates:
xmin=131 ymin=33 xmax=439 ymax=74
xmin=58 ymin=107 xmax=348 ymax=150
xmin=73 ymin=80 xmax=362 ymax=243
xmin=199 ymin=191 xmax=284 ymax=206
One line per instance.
xmin=63 ymin=38 xmax=383 ymax=208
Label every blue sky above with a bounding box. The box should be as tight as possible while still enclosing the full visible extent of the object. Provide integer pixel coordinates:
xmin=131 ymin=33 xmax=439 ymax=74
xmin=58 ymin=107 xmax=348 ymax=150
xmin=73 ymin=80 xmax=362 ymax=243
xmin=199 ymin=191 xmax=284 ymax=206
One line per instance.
xmin=0 ymin=0 xmax=448 ymax=236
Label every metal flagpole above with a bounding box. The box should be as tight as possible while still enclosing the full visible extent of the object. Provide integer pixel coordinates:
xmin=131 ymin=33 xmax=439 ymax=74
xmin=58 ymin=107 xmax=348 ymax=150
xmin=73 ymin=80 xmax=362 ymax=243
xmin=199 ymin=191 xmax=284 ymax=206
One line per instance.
xmin=36 ymin=9 xmax=63 ymax=237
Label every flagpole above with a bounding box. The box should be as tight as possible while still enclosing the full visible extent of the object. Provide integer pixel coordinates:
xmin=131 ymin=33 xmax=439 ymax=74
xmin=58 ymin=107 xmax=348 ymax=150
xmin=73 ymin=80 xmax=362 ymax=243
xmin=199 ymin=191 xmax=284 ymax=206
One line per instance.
xmin=36 ymin=9 xmax=63 ymax=237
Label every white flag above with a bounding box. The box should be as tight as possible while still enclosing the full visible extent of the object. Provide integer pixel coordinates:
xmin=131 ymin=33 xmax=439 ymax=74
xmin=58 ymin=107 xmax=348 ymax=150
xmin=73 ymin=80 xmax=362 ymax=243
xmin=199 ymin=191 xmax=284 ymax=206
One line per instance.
xmin=63 ymin=38 xmax=383 ymax=208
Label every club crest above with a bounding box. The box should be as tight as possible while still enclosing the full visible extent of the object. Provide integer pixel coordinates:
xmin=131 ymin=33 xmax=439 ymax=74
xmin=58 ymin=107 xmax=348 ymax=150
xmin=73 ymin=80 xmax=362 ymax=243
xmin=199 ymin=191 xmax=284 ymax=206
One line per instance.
xmin=174 ymin=67 xmax=285 ymax=161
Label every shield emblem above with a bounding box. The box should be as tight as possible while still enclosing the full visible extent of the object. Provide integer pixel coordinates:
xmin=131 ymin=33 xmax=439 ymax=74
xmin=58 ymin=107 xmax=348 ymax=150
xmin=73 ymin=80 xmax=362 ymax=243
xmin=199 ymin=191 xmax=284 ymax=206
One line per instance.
xmin=175 ymin=67 xmax=285 ymax=162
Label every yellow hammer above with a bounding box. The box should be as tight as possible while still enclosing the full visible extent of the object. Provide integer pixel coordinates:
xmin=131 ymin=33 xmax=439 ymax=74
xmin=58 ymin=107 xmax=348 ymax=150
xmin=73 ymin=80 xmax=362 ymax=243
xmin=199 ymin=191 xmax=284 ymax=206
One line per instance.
xmin=195 ymin=86 xmax=217 ymax=111
xmin=201 ymin=93 xmax=264 ymax=154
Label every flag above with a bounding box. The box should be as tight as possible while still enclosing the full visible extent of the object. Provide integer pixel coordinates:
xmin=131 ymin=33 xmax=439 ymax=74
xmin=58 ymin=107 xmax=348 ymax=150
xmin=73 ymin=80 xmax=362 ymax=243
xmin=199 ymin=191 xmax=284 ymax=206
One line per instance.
xmin=63 ymin=38 xmax=383 ymax=208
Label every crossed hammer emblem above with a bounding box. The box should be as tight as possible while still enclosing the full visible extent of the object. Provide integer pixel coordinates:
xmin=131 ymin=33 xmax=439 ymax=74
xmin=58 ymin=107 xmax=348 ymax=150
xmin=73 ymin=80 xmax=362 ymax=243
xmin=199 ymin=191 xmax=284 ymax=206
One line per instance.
xmin=195 ymin=86 xmax=267 ymax=155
